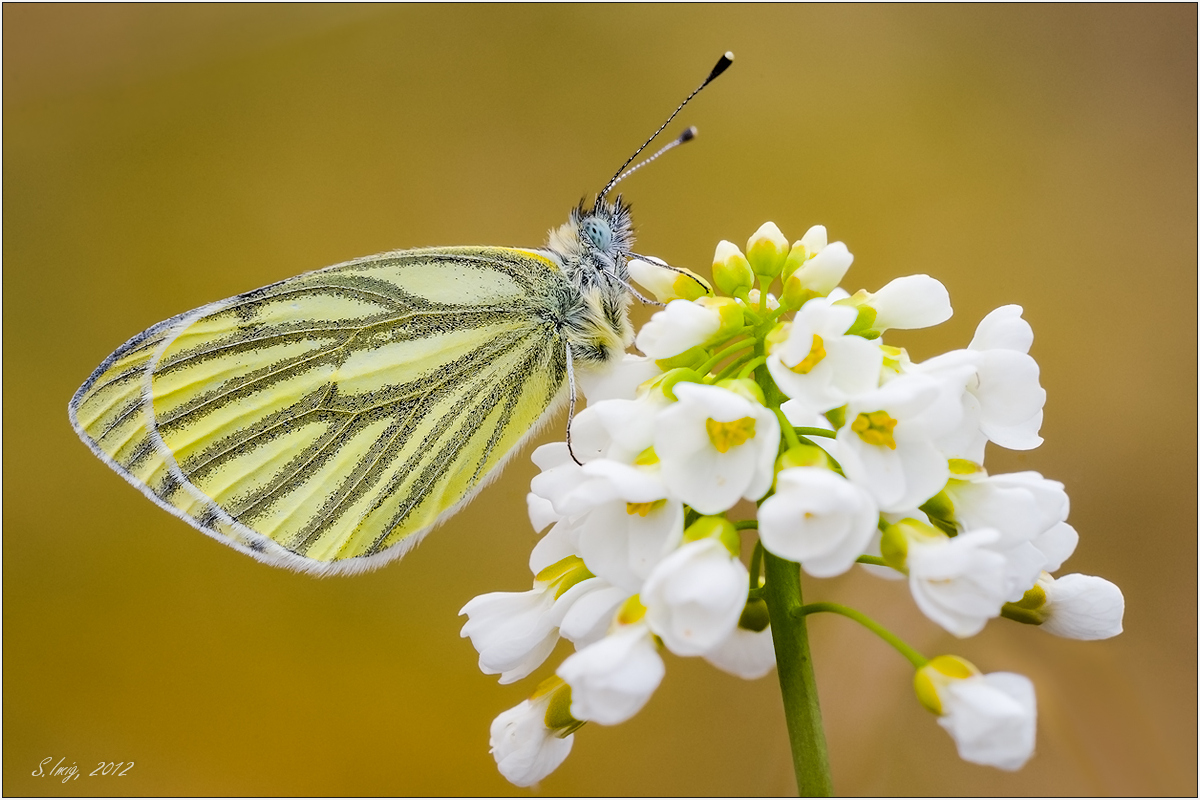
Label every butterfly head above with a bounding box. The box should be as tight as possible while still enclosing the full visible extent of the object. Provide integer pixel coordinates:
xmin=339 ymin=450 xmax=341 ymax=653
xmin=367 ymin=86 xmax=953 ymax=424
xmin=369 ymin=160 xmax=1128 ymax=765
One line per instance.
xmin=547 ymin=197 xmax=635 ymax=276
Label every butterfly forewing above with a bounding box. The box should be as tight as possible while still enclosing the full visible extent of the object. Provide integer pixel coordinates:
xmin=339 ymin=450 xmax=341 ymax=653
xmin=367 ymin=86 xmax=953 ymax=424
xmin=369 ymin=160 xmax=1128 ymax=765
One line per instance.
xmin=71 ymin=247 xmax=570 ymax=574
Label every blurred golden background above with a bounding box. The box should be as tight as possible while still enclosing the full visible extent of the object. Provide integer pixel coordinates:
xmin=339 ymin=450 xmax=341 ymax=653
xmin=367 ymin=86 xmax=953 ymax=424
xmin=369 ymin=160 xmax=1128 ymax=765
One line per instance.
xmin=4 ymin=5 xmax=1195 ymax=796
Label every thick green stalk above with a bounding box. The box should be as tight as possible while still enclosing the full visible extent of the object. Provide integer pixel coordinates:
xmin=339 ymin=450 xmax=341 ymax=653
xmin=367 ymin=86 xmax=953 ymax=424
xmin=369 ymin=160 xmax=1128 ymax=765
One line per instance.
xmin=763 ymin=551 xmax=833 ymax=796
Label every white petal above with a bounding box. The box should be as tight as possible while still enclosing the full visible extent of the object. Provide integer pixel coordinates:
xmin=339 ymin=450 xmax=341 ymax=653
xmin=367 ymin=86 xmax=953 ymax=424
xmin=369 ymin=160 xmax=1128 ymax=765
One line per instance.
xmin=1032 ymin=522 xmax=1078 ymax=573
xmin=975 ymin=350 xmax=1045 ymax=449
xmin=871 ymin=274 xmax=952 ymax=330
xmin=559 ymin=585 xmax=631 ymax=646
xmin=527 ymin=493 xmax=560 ymax=534
xmin=704 ymin=624 xmax=777 ymax=679
xmin=797 ymin=241 xmax=853 ymax=295
xmin=970 ymin=305 xmax=1033 ymax=354
xmin=529 ymin=521 xmax=578 ymax=574
xmin=798 ymin=224 xmax=828 ymax=252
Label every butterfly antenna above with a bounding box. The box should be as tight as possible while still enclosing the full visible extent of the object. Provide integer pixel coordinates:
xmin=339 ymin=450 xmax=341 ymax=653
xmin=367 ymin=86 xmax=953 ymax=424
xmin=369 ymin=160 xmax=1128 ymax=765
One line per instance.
xmin=594 ymin=51 xmax=733 ymax=211
xmin=607 ymin=126 xmax=697 ymax=193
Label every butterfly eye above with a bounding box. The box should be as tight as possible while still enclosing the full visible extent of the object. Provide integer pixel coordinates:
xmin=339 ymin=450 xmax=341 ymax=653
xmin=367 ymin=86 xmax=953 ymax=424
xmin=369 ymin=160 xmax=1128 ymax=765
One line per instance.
xmin=582 ymin=218 xmax=612 ymax=251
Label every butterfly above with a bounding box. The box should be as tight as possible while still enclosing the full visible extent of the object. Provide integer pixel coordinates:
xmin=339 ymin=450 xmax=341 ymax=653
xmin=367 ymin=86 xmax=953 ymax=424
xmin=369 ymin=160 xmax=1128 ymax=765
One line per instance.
xmin=68 ymin=53 xmax=732 ymax=576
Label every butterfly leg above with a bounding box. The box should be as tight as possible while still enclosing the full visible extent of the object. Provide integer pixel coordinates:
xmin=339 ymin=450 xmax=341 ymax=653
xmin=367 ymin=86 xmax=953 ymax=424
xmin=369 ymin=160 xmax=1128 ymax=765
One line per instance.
xmin=599 ymin=267 xmax=665 ymax=307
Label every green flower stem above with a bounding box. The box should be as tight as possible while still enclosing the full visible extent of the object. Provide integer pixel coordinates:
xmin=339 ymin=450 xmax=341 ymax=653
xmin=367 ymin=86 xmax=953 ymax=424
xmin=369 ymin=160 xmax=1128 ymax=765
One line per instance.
xmin=854 ymin=555 xmax=888 ymax=567
xmin=712 ymin=352 xmax=757 ymax=382
xmin=800 ymin=602 xmax=928 ymax=668
xmin=748 ymin=539 xmax=764 ymax=590
xmin=776 ymin=409 xmax=802 ymax=450
xmin=698 ymin=338 xmax=755 ymax=375
xmin=794 ymin=426 xmax=836 ymax=439
xmin=763 ymin=552 xmax=833 ymax=797
xmin=737 ymin=355 xmax=768 ymax=380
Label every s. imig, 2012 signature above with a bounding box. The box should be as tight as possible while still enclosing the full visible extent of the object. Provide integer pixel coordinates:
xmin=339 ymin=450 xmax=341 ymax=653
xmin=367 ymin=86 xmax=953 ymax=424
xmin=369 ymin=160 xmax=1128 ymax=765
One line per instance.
xmin=32 ymin=757 xmax=134 ymax=783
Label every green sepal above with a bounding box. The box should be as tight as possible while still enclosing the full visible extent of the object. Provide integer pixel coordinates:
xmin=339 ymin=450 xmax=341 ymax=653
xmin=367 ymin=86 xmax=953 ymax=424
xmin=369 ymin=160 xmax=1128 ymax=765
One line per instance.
xmin=824 ymin=405 xmax=847 ymax=430
xmin=738 ymin=597 xmax=770 ymax=632
xmin=913 ymin=655 xmax=980 ymax=715
xmin=541 ymin=682 xmax=586 ymax=737
xmin=1001 ymin=583 xmax=1048 ymax=626
xmin=655 ymin=368 xmax=705 ymax=401
xmin=776 ymin=444 xmax=834 ymax=473
xmin=919 ymin=491 xmax=958 ymax=537
xmin=683 ymin=515 xmax=740 ymax=556
xmin=535 ymin=554 xmax=594 ymax=598
xmin=655 ymin=347 xmax=709 ymax=372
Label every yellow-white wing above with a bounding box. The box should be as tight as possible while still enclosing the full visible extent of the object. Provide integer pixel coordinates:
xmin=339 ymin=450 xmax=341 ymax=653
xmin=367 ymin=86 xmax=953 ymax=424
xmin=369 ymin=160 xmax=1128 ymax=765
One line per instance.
xmin=69 ymin=247 xmax=570 ymax=575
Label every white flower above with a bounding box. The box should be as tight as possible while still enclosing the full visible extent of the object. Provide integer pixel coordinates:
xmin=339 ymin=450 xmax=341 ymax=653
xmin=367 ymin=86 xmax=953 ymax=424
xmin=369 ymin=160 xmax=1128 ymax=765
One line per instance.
xmin=641 ymin=537 xmax=749 ymax=657
xmin=913 ymin=306 xmax=1046 ymax=457
xmin=459 ymin=557 xmax=602 ymax=683
xmin=901 ymin=525 xmax=1010 ymax=637
xmin=766 ymin=297 xmax=884 ymax=414
xmin=558 ymin=617 xmax=665 ymax=725
xmin=945 ymin=471 xmax=1068 ymax=549
xmin=489 ymin=680 xmax=577 ymax=787
xmin=836 ymin=374 xmax=959 ymax=512
xmin=940 ymin=470 xmax=1072 ymax=600
xmin=758 ymin=467 xmax=879 ymax=577
xmin=636 ymin=298 xmax=723 ymax=358
xmin=916 ymin=657 xmax=1037 ymax=771
xmin=655 ymin=382 xmax=780 ymax=514
xmin=1028 ymin=572 xmax=1125 ymax=640
xmin=567 ymin=459 xmax=684 ymax=593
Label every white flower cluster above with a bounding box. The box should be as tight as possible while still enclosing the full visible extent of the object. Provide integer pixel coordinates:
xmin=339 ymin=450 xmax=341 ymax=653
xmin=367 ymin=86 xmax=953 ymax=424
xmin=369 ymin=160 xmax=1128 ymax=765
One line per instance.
xmin=462 ymin=222 xmax=1125 ymax=787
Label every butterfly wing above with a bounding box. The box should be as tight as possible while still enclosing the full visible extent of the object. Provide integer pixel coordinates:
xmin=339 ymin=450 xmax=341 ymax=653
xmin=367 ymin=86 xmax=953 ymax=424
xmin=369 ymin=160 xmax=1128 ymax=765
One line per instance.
xmin=70 ymin=247 xmax=571 ymax=575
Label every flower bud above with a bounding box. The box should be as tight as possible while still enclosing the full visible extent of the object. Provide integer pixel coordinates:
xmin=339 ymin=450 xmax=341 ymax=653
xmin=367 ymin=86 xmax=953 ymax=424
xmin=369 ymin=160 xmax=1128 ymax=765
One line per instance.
xmin=914 ymin=657 xmax=1037 ymax=771
xmin=746 ymin=221 xmax=789 ymax=280
xmin=712 ymin=240 xmax=754 ymax=296
xmin=1001 ymin=572 xmax=1124 ymax=640
xmin=629 ymin=257 xmax=712 ymax=302
xmin=490 ymin=679 xmax=578 ymax=787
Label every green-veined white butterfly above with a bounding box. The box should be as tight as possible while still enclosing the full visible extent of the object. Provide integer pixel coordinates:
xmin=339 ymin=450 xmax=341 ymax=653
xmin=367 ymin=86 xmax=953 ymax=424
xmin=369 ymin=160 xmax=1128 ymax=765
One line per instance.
xmin=69 ymin=53 xmax=733 ymax=576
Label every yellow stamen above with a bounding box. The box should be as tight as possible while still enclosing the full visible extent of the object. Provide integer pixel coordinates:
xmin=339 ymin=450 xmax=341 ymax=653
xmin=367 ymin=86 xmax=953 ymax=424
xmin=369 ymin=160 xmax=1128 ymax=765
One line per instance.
xmin=706 ymin=416 xmax=757 ymax=453
xmin=851 ymin=410 xmax=898 ymax=449
xmin=789 ymin=334 xmax=827 ymax=374
xmin=626 ymin=499 xmax=667 ymax=517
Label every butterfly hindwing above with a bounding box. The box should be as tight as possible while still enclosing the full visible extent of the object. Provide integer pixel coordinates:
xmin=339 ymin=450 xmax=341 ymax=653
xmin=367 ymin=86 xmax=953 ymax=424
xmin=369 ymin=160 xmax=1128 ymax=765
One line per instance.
xmin=70 ymin=247 xmax=571 ymax=574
